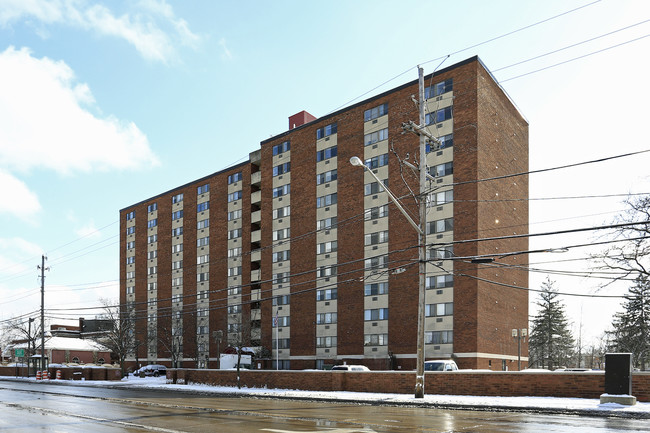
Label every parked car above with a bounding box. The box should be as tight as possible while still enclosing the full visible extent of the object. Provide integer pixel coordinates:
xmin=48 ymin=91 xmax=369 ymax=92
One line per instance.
xmin=134 ymin=364 xmax=167 ymax=377
xmin=331 ymin=365 xmax=370 ymax=371
xmin=424 ymin=360 xmax=458 ymax=371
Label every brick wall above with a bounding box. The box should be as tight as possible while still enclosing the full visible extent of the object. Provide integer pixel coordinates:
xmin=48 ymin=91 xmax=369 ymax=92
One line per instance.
xmin=167 ymin=369 xmax=650 ymax=402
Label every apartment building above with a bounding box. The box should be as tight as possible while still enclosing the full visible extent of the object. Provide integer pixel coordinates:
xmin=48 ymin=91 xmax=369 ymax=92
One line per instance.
xmin=120 ymin=56 xmax=529 ymax=371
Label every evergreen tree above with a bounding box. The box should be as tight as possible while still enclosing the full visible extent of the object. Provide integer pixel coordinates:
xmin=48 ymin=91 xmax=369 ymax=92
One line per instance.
xmin=528 ymin=277 xmax=574 ymax=369
xmin=609 ymin=276 xmax=650 ymax=370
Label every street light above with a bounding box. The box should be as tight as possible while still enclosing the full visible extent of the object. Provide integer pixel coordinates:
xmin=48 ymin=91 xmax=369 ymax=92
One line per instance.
xmin=350 ymin=154 xmax=428 ymax=398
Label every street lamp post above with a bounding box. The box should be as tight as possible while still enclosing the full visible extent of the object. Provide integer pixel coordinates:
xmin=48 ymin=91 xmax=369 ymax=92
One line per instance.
xmin=512 ymin=328 xmax=527 ymax=371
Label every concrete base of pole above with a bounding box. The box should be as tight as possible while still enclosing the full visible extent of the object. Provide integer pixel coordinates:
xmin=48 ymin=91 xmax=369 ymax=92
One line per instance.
xmin=600 ymin=394 xmax=637 ymax=406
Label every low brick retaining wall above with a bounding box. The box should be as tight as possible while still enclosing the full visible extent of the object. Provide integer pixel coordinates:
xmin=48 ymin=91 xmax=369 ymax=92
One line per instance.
xmin=0 ymin=366 xmax=122 ymax=381
xmin=167 ymin=369 xmax=650 ymax=402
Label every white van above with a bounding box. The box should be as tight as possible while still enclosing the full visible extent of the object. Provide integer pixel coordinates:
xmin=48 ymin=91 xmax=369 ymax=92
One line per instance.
xmin=331 ymin=365 xmax=370 ymax=371
xmin=424 ymin=360 xmax=458 ymax=371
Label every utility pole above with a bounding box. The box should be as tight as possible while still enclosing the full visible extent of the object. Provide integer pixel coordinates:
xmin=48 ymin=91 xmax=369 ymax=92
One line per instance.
xmin=37 ymin=255 xmax=49 ymax=372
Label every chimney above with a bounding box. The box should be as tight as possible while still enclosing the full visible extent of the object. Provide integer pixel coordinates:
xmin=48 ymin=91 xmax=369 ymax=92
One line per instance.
xmin=289 ymin=111 xmax=317 ymax=130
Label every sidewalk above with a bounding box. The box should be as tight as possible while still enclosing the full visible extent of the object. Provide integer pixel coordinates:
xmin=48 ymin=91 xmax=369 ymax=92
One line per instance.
xmin=3 ymin=375 xmax=650 ymax=419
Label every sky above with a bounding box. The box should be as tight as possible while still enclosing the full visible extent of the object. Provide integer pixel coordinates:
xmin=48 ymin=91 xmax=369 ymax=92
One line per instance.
xmin=0 ymin=0 xmax=649 ymax=351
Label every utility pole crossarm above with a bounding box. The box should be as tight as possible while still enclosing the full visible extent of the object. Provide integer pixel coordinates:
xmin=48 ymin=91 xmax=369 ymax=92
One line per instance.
xmin=401 ymin=120 xmax=441 ymax=144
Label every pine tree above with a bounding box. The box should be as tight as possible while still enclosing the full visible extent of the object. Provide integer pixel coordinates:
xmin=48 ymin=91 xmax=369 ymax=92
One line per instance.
xmin=528 ymin=277 xmax=574 ymax=369
xmin=609 ymin=276 xmax=650 ymax=370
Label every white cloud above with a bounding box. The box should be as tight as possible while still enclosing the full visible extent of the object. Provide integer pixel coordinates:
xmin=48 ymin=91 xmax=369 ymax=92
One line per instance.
xmin=219 ymin=37 xmax=232 ymax=60
xmin=75 ymin=219 xmax=102 ymax=239
xmin=0 ymin=236 xmax=42 ymax=276
xmin=0 ymin=46 xmax=159 ymax=175
xmin=0 ymin=169 xmax=41 ymax=219
xmin=0 ymin=0 xmax=200 ymax=63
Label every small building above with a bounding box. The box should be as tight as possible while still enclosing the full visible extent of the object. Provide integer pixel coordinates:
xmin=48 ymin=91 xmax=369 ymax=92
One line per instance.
xmin=13 ymin=336 xmax=111 ymax=365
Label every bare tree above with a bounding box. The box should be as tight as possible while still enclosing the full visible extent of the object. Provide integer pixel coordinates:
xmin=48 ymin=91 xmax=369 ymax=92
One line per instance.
xmin=2 ymin=317 xmax=44 ymax=366
xmin=595 ymin=195 xmax=650 ymax=283
xmin=157 ymin=312 xmax=184 ymax=368
xmin=92 ymin=299 xmax=139 ymax=376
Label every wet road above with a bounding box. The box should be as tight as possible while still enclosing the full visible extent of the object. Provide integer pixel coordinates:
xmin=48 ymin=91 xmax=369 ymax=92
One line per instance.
xmin=0 ymin=380 xmax=646 ymax=432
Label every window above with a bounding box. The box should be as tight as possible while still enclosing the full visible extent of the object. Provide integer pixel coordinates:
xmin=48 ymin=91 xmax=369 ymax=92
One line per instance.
xmin=197 ymin=202 xmax=209 ymax=212
xmin=364 ymin=282 xmax=388 ymax=296
xmin=316 ymin=169 xmax=337 ymax=185
xmin=318 ymin=265 xmax=337 ymax=277
xmin=316 ymin=336 xmax=337 ymax=348
xmin=316 ymin=193 xmax=337 ymax=208
xmin=228 ymin=266 xmax=242 ymax=276
xmin=126 ymin=226 xmax=135 ymax=235
xmin=316 ymin=312 xmax=337 ymax=324
xmin=317 ymin=288 xmax=337 ymax=301
xmin=273 ymin=206 xmax=290 ymax=219
xmin=426 ymin=134 xmax=454 ymax=152
xmin=171 ymin=227 xmax=183 ymax=236
xmin=427 ymin=274 xmax=454 ymax=289
xmin=317 ymin=241 xmax=337 ymax=254
xmin=227 ymin=323 xmax=241 ymax=333
xmin=364 ymin=205 xmax=388 ymax=220
xmin=364 ymin=103 xmax=388 ymax=122
xmin=273 ymin=184 xmax=290 ymax=198
xmin=426 ymin=302 xmax=453 ymax=317
xmin=198 ymin=236 xmax=210 ymax=246
xmin=172 ymin=260 xmax=182 ymax=270
xmin=425 ymin=107 xmax=452 ymax=125
xmin=197 ymin=184 xmax=209 ymax=194
xmin=272 ymin=141 xmax=290 ymax=156
xmin=172 ymin=210 xmax=183 ymax=220
xmin=364 ymin=128 xmax=388 ymax=146
xmin=429 ymin=162 xmax=453 ymax=178
xmin=126 ymin=286 xmax=135 ymax=294
xmin=364 ymin=333 xmax=388 ymax=346
xmin=272 ymin=295 xmax=290 ymax=306
xmin=227 ymin=286 xmax=241 ymax=296
xmin=424 ymin=78 xmax=453 ymax=99
xmin=172 ymin=193 xmax=183 ymax=204
xmin=148 ymin=282 xmax=157 ymax=291
xmin=172 ymin=277 xmax=183 ymax=286
xmin=272 ymin=250 xmax=290 ymax=263
xmin=197 ymin=290 xmax=208 ymax=300
xmin=147 ymin=250 xmax=157 ymax=259
xmin=273 ymin=338 xmax=290 ymax=349
xmin=316 ymin=122 xmax=337 ymax=139
xmin=148 ymin=234 xmax=157 ymax=243
xmin=147 ymin=266 xmax=157 ymax=276
xmin=364 ymin=154 xmax=388 ymax=169
xmin=126 ymin=241 xmax=135 ymax=249
xmin=273 ymin=272 xmax=290 ymax=284
xmin=364 ymin=231 xmax=388 ymax=246
xmin=364 ymin=308 xmax=389 ymax=321
xmin=364 ymin=180 xmax=387 ymax=196
xmin=228 ymin=305 xmax=242 ymax=315
xmin=273 ymin=162 xmax=290 ymax=176
xmin=227 ymin=247 xmax=241 ymax=258
xmin=365 ymin=255 xmax=388 ymax=270
xmin=171 ymin=244 xmax=183 ymax=253
xmin=126 ymin=271 xmax=135 ymax=279
xmin=273 ymin=316 xmax=290 ymax=327
xmin=228 ymin=172 xmax=242 ymax=184
xmin=125 ymin=211 xmax=135 ymax=221
xmin=197 ymin=326 xmax=208 ymax=335
xmin=425 ymin=330 xmax=453 ymax=344
xmin=316 ymin=146 xmax=337 ymax=162
xmin=197 ymin=272 xmax=209 ymax=282
xmin=197 ymin=254 xmax=209 ymax=265
xmin=427 ymin=190 xmax=453 ymax=207
xmin=228 ymin=209 xmax=242 ymax=221
xmin=147 ymin=219 xmax=157 ymax=228
xmin=427 ymin=218 xmax=453 ymax=235
xmin=126 ymin=256 xmax=135 ymax=264
xmin=317 ymin=217 xmax=337 ymax=230
xmin=227 ymin=191 xmax=242 ymax=202
xmin=272 ymin=228 xmax=290 ymax=241
xmin=197 ymin=219 xmax=209 ymax=230
xmin=428 ymin=246 xmax=453 ymax=260
xmin=147 ymin=203 xmax=157 ymax=212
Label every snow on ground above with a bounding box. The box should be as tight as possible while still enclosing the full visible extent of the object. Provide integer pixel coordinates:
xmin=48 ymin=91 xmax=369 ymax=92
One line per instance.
xmin=3 ymin=375 xmax=648 ymax=417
